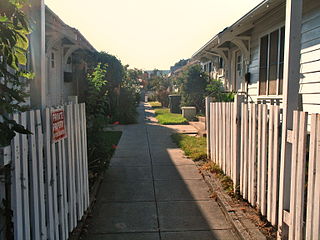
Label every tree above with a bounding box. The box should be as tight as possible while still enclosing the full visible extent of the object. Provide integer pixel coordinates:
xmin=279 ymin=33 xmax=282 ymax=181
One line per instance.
xmin=0 ymin=0 xmax=32 ymax=147
xmin=178 ymin=65 xmax=208 ymax=113
xmin=148 ymin=70 xmax=172 ymax=107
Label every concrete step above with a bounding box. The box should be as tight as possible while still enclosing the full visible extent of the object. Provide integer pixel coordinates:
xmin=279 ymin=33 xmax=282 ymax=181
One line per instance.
xmin=189 ymin=121 xmax=206 ymax=137
xmin=198 ymin=116 xmax=206 ymax=123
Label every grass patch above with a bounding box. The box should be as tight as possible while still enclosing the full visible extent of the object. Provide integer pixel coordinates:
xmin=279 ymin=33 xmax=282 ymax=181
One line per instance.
xmin=171 ymin=133 xmax=207 ymax=161
xmin=88 ymin=131 xmax=122 ymax=188
xmin=149 ymin=101 xmax=162 ymax=108
xmin=155 ymin=108 xmax=187 ymax=125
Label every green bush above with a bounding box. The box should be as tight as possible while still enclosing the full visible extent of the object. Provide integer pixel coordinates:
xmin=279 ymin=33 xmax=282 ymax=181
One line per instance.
xmin=206 ymin=79 xmax=235 ymax=102
xmin=112 ymin=88 xmax=138 ymax=124
xmin=176 ymin=65 xmax=208 ymax=113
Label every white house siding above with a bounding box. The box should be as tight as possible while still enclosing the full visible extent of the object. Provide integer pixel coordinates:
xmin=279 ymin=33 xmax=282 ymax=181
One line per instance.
xmin=245 ymin=0 xmax=320 ymax=114
xmin=299 ymin=1 xmax=320 ymax=114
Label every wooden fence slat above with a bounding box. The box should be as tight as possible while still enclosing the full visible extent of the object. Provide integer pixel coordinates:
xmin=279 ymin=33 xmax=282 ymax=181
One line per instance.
xmin=49 ymin=107 xmax=60 ymax=239
xmin=248 ymin=104 xmax=253 ymax=204
xmin=82 ymin=104 xmax=90 ymax=210
xmin=311 ymin=115 xmax=320 ymax=238
xmin=294 ymin=112 xmax=308 ymax=239
xmin=240 ymin=103 xmax=245 ymax=195
xmin=215 ymin=104 xmax=219 ymax=163
xmin=226 ymin=103 xmax=231 ymax=177
xmin=36 ymin=110 xmax=47 ymax=239
xmin=267 ymin=106 xmax=274 ymax=221
xmin=257 ymin=104 xmax=262 ymax=210
xmin=20 ymin=112 xmax=31 ymax=240
xmin=28 ymin=111 xmax=41 ymax=240
xmin=261 ymin=104 xmax=268 ymax=216
xmin=70 ymin=104 xmax=77 ymax=226
xmin=78 ymin=104 xmax=84 ymax=216
xmin=207 ymin=103 xmax=214 ymax=161
xmin=57 ymin=140 xmax=66 ymax=240
xmin=288 ymin=111 xmax=300 ymax=239
xmin=222 ymin=103 xmax=225 ymax=171
xmin=44 ymin=108 xmax=55 ymax=239
xmin=243 ymin=103 xmax=249 ymax=199
xmin=251 ymin=104 xmax=257 ymax=206
xmin=62 ymin=136 xmax=69 ymax=237
xmin=230 ymin=103 xmax=234 ymax=179
xmin=306 ymin=114 xmax=318 ymax=240
xmin=65 ymin=104 xmax=74 ymax=231
xmin=271 ymin=106 xmax=280 ymax=225
xmin=11 ymin=113 xmax=24 ymax=240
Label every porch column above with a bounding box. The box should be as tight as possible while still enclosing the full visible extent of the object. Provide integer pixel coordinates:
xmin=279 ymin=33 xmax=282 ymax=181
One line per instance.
xmin=29 ymin=0 xmax=46 ymax=109
xmin=278 ymin=0 xmax=303 ymax=238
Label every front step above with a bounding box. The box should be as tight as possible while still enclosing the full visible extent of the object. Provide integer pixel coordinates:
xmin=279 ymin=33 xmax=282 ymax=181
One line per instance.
xmin=189 ymin=121 xmax=206 ymax=137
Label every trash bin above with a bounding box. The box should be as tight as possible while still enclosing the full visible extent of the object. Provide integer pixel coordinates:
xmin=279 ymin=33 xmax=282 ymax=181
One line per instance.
xmin=169 ymin=95 xmax=181 ymax=113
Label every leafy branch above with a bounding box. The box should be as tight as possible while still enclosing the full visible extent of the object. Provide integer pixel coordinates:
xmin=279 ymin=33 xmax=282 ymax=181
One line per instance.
xmin=0 ymin=0 xmax=32 ymax=147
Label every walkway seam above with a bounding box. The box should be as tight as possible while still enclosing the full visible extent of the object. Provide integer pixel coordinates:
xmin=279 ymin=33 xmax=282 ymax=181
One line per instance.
xmin=144 ymin=112 xmax=162 ymax=240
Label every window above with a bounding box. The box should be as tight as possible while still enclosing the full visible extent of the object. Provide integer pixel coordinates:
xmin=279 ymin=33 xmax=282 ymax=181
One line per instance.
xmin=219 ymin=57 xmax=224 ymax=69
xmin=203 ymin=64 xmax=207 ymax=72
xmin=208 ymin=62 xmax=212 ymax=73
xmin=259 ymin=27 xmax=285 ymax=95
xmin=51 ymin=52 xmax=55 ymax=68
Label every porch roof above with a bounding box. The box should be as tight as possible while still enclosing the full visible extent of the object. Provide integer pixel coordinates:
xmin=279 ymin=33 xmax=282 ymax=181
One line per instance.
xmin=192 ymin=0 xmax=284 ymax=60
xmin=45 ymin=6 xmax=96 ymax=53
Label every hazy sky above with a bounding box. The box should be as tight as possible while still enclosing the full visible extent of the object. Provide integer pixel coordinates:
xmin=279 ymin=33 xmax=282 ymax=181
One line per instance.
xmin=45 ymin=0 xmax=261 ymax=70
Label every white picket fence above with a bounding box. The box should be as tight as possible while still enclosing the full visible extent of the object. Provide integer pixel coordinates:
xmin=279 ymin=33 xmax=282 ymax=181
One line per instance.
xmin=207 ymin=99 xmax=320 ymax=239
xmin=4 ymin=103 xmax=89 ymax=240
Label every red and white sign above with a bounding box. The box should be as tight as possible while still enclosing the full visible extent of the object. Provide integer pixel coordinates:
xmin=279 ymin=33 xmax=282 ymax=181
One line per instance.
xmin=51 ymin=109 xmax=67 ymax=143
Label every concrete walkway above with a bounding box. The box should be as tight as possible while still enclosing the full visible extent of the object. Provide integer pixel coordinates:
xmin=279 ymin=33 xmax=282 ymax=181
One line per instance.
xmin=84 ymin=103 xmax=238 ymax=240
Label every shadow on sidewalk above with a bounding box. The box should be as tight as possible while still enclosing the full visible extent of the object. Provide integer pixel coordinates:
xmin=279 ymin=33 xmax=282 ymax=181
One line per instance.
xmin=82 ymin=103 xmax=236 ymax=240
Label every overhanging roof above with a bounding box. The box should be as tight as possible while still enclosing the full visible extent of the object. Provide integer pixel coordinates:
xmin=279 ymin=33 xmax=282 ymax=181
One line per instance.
xmin=192 ymin=0 xmax=285 ymax=60
xmin=45 ymin=6 xmax=97 ymax=52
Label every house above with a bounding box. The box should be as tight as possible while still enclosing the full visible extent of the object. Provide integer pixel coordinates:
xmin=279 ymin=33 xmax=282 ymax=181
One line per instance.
xmin=194 ymin=0 xmax=320 ymax=237
xmin=28 ymin=1 xmax=96 ymax=109
xmin=193 ymin=0 xmax=320 ymax=113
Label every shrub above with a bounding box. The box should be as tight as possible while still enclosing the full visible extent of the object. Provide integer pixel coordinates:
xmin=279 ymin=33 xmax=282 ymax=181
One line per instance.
xmin=177 ymin=65 xmax=208 ymax=113
xmin=206 ymin=79 xmax=235 ymax=102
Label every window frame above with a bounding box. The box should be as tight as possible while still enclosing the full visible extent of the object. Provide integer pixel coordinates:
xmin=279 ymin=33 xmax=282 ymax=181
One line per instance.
xmin=258 ymin=25 xmax=285 ymax=97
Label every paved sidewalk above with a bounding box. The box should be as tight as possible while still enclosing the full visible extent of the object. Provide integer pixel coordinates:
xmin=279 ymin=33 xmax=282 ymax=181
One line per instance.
xmin=84 ymin=103 xmax=238 ymax=240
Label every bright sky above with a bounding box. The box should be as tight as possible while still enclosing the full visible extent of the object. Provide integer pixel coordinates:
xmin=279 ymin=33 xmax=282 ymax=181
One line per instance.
xmin=45 ymin=0 xmax=262 ymax=70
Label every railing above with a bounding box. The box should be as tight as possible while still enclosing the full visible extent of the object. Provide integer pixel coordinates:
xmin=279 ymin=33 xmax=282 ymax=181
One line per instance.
xmin=2 ymin=103 xmax=89 ymax=240
xmin=206 ymin=97 xmax=320 ymax=239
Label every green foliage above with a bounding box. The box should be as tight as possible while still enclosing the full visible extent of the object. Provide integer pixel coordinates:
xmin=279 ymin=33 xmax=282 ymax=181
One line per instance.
xmin=86 ymin=63 xmax=110 ymax=131
xmin=87 ymin=130 xmax=122 ymax=187
xmin=171 ymin=133 xmax=207 ymax=161
xmin=177 ymin=65 xmax=208 ymax=113
xmin=154 ymin=108 xmax=187 ymax=125
xmin=91 ymin=51 xmax=124 ymax=88
xmin=109 ymin=67 xmax=142 ymax=124
xmin=0 ymin=0 xmax=32 ymax=147
xmin=114 ymin=87 xmax=138 ymax=124
xmin=206 ymin=79 xmax=235 ymax=102
xmin=148 ymin=70 xmax=172 ymax=107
